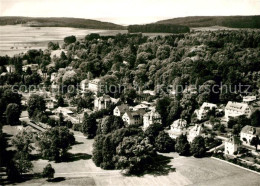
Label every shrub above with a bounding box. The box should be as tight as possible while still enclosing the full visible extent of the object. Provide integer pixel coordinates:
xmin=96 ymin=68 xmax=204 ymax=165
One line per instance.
xmin=42 ymin=164 xmax=55 ymax=179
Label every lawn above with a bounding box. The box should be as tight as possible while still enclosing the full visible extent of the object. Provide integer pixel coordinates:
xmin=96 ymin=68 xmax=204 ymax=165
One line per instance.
xmin=3 ymin=126 xmax=260 ymax=186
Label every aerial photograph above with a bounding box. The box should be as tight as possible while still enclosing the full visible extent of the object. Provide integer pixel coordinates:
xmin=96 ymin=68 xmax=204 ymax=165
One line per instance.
xmin=0 ymin=0 xmax=260 ymax=185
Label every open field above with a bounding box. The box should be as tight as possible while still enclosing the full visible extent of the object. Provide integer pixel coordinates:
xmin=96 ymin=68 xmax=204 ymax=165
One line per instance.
xmin=0 ymin=25 xmax=127 ymax=56
xmin=3 ymin=126 xmax=260 ymax=186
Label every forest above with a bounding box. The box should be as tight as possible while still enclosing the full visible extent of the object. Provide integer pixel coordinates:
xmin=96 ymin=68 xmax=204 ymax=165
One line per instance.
xmin=128 ymin=24 xmax=190 ymax=33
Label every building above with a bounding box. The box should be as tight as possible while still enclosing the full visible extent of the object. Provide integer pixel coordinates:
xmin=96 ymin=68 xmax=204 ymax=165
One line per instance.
xmin=80 ymin=79 xmax=88 ymax=92
xmin=243 ymin=96 xmax=257 ymax=103
xmin=225 ymin=101 xmax=252 ymax=121
xmin=224 ymin=136 xmax=240 ymax=155
xmin=5 ymin=65 xmax=15 ymax=73
xmin=188 ymin=124 xmax=204 ymax=142
xmin=113 ymin=104 xmax=129 ymax=117
xmin=22 ymin=64 xmax=39 ymax=72
xmin=240 ymin=125 xmax=260 ymax=147
xmin=88 ymin=78 xmax=102 ymax=94
xmin=168 ymin=119 xmax=187 ymax=139
xmin=44 ymin=98 xmax=56 ymax=109
xmin=52 ymin=107 xmax=82 ymax=124
xmin=122 ymin=110 xmax=145 ymax=126
xmin=143 ymin=110 xmax=162 ymax=130
xmin=37 ymin=69 xmax=48 ymax=79
xmin=194 ymin=102 xmax=217 ymax=121
xmin=131 ymin=103 xmax=150 ymax=111
xmin=50 ymin=72 xmax=58 ymax=82
xmin=94 ymin=95 xmax=119 ymax=111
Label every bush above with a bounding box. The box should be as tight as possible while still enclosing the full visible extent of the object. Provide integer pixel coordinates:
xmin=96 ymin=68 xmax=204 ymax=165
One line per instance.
xmin=42 ymin=164 xmax=55 ymax=179
xmin=72 ymin=123 xmax=82 ymax=131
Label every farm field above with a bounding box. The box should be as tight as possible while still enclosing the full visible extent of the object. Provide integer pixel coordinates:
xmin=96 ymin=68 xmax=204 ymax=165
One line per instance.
xmin=3 ymin=125 xmax=260 ymax=186
xmin=0 ymin=25 xmax=127 ymax=56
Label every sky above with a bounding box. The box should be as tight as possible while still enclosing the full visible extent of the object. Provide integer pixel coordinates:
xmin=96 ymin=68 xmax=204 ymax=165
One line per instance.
xmin=0 ymin=0 xmax=260 ymax=25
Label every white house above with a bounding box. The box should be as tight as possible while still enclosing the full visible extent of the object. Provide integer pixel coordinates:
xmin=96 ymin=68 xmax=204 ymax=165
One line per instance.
xmin=113 ymin=104 xmax=129 ymax=117
xmin=243 ymin=96 xmax=257 ymax=103
xmin=50 ymin=72 xmax=58 ymax=82
xmin=188 ymin=124 xmax=204 ymax=142
xmin=22 ymin=64 xmax=39 ymax=72
xmin=122 ymin=110 xmax=145 ymax=126
xmin=168 ymin=119 xmax=187 ymax=139
xmin=44 ymin=98 xmax=55 ymax=109
xmin=194 ymin=102 xmax=217 ymax=121
xmin=88 ymin=78 xmax=102 ymax=94
xmin=5 ymin=65 xmax=15 ymax=73
xmin=225 ymin=101 xmax=252 ymax=121
xmin=143 ymin=110 xmax=162 ymax=130
xmin=93 ymin=95 xmax=119 ymax=111
xmin=224 ymin=136 xmax=240 ymax=155
xmin=240 ymin=125 xmax=260 ymax=147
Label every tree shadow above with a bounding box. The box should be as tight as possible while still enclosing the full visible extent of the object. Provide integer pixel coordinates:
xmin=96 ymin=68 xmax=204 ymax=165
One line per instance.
xmin=124 ymin=154 xmax=176 ymax=177
xmin=74 ymin=141 xmax=84 ymax=145
xmin=47 ymin=177 xmax=66 ymax=182
xmin=62 ymin=153 xmax=92 ymax=162
xmin=146 ymin=154 xmax=176 ymax=176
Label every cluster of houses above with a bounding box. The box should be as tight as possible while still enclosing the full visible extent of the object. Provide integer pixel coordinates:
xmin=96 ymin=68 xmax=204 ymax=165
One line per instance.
xmin=225 ymin=125 xmax=260 ymax=155
xmin=7 ymin=60 xmax=260 ymax=152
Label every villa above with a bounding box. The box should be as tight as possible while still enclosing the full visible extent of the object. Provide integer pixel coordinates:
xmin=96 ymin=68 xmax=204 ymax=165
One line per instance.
xmin=168 ymin=119 xmax=187 ymax=139
xmin=188 ymin=124 xmax=204 ymax=142
xmin=194 ymin=102 xmax=217 ymax=121
xmin=240 ymin=125 xmax=260 ymax=147
xmin=113 ymin=104 xmax=129 ymax=117
xmin=224 ymin=136 xmax=240 ymax=155
xmin=143 ymin=110 xmax=162 ymax=130
xmin=122 ymin=110 xmax=146 ymax=126
xmin=88 ymin=78 xmax=102 ymax=94
xmin=225 ymin=101 xmax=252 ymax=121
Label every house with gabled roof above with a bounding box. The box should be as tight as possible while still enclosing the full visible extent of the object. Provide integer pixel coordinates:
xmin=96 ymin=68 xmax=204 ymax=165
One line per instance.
xmin=225 ymin=101 xmax=252 ymax=121
xmin=194 ymin=102 xmax=217 ymax=121
xmin=167 ymin=119 xmax=188 ymax=139
xmin=122 ymin=110 xmax=146 ymax=126
xmin=240 ymin=125 xmax=260 ymax=147
xmin=143 ymin=110 xmax=162 ymax=130
xmin=225 ymin=136 xmax=240 ymax=155
xmin=113 ymin=104 xmax=129 ymax=117
xmin=188 ymin=124 xmax=204 ymax=142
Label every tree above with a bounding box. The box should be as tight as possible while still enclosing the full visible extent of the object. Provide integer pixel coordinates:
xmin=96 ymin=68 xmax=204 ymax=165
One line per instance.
xmin=82 ymin=113 xmax=97 ymax=138
xmin=7 ymin=161 xmax=21 ymax=182
xmin=98 ymin=115 xmax=124 ymax=135
xmin=14 ymin=153 xmax=33 ymax=175
xmin=27 ymin=94 xmax=46 ymax=118
xmin=64 ymin=35 xmax=76 ymax=44
xmin=42 ymin=164 xmax=55 ymax=179
xmin=156 ymin=97 xmax=171 ymax=125
xmin=57 ymin=96 xmax=65 ymax=107
xmin=11 ymin=130 xmax=34 ymax=155
xmin=114 ymin=136 xmax=156 ymax=175
xmin=250 ymin=135 xmax=260 ymax=151
xmin=48 ymin=42 xmax=59 ymax=50
xmin=175 ymin=134 xmax=190 ymax=156
xmin=92 ymin=135 xmax=105 ymax=166
xmin=251 ymin=110 xmax=260 ymax=127
xmin=190 ymin=136 xmax=206 ymax=158
xmin=6 ymin=103 xmax=21 ymax=125
xmin=155 ymin=131 xmax=175 ymax=153
xmin=144 ymin=123 xmax=163 ymax=144
xmin=37 ymin=127 xmax=75 ymax=161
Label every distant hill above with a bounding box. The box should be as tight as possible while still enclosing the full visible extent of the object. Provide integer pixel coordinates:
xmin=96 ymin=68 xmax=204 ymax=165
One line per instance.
xmin=156 ymin=16 xmax=260 ymax=28
xmin=128 ymin=24 xmax=190 ymax=33
xmin=0 ymin=16 xmax=126 ymax=30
